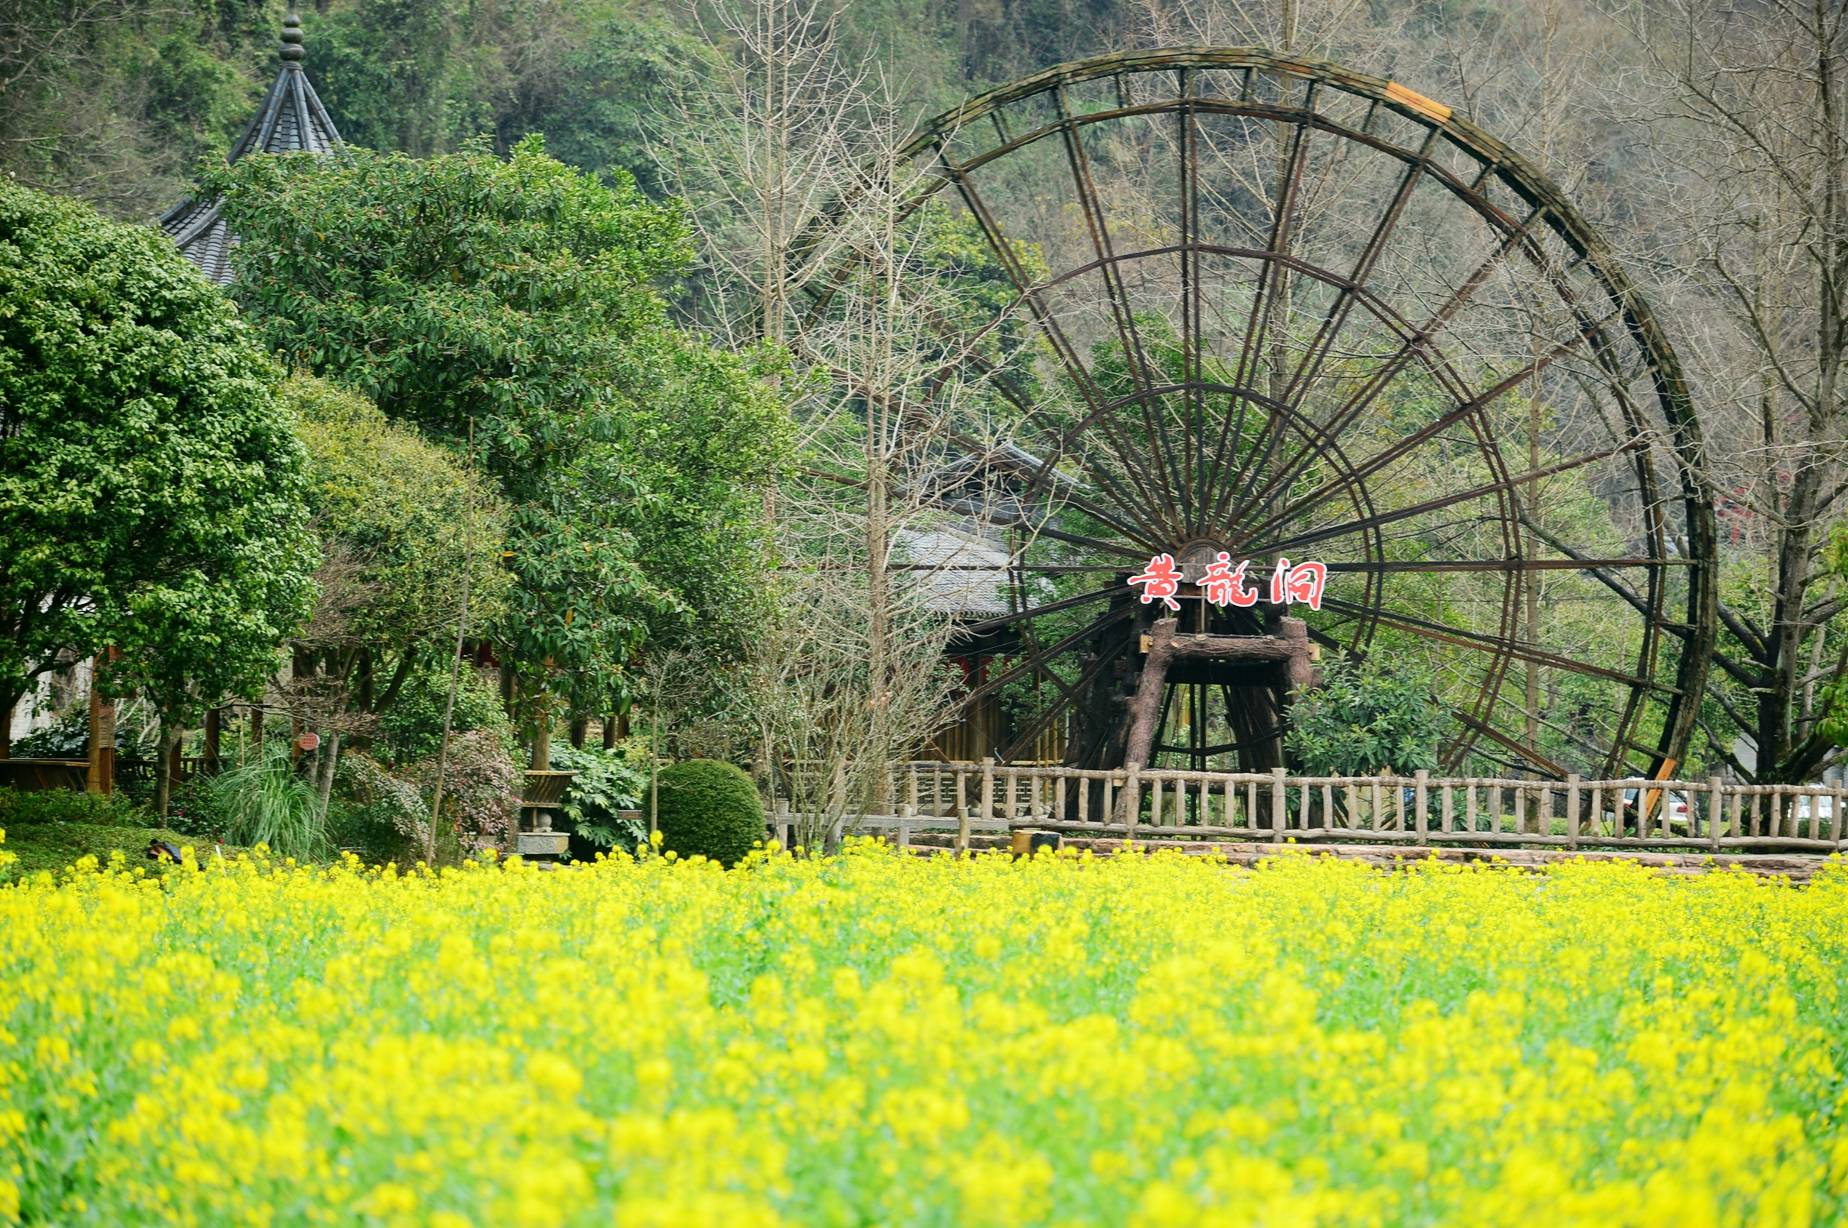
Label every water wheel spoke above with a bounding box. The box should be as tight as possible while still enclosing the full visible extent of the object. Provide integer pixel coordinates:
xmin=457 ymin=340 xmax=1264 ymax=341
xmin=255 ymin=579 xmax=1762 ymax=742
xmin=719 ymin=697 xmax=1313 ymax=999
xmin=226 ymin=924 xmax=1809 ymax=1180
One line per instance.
xmin=1315 ymin=595 xmax=1677 ymax=695
xmin=1234 ymin=203 xmax=1552 ymax=525
xmin=961 ymin=584 xmax=1124 ymax=636
xmin=933 ymin=146 xmax=1183 ymax=533
xmin=1245 ymin=439 xmax=1634 ymax=558
xmin=1267 ymin=312 xmax=1626 ymax=549
xmin=959 ymin=607 xmax=1132 ymax=709
xmin=1200 ymin=102 xmax=1316 ymax=525
xmin=1050 ymin=90 xmax=1192 ymax=526
xmin=995 ymin=636 xmax=1129 ymax=764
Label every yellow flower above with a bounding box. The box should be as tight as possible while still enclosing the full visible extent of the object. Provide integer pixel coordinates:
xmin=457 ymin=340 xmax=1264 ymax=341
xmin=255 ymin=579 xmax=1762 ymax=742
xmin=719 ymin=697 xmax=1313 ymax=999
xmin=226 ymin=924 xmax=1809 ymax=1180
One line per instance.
xmin=0 ymin=841 xmax=1842 ymax=1224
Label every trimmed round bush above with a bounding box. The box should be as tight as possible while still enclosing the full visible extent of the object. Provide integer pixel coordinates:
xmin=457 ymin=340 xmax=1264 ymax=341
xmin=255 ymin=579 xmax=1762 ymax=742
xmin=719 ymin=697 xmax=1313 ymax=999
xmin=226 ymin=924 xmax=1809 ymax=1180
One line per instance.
xmin=652 ymin=760 xmax=764 ymax=868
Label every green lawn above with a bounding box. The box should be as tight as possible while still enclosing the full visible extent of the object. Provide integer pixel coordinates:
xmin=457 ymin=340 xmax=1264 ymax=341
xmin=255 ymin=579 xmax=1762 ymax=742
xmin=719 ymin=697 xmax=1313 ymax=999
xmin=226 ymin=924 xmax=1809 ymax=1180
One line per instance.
xmin=0 ymin=817 xmax=223 ymax=881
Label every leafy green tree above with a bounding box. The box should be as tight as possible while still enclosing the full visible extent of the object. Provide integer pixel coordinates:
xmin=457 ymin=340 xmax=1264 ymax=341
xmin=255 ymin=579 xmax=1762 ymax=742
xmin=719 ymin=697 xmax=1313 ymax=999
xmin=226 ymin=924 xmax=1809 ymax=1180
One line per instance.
xmin=214 ymin=137 xmax=786 ymax=760
xmin=286 ymin=374 xmax=511 ymax=811
xmin=1283 ymin=655 xmax=1447 ymax=777
xmin=211 ymin=138 xmax=690 ymax=481
xmin=490 ymin=14 xmax=714 ymax=198
xmin=0 ymin=180 xmax=314 ymax=790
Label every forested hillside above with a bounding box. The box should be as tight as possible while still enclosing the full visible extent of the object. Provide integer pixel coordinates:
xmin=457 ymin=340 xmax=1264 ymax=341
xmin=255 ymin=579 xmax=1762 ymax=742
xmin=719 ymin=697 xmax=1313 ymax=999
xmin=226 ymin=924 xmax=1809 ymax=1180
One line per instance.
xmin=0 ymin=0 xmax=1646 ymax=218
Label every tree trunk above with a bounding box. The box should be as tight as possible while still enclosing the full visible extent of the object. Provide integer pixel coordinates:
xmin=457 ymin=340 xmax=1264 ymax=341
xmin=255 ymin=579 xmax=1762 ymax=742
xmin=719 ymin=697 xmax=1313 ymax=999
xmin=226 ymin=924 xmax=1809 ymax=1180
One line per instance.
xmin=1758 ymin=462 xmax=1823 ymax=781
xmin=202 ymin=707 xmax=221 ymax=775
xmin=316 ymin=730 xmax=342 ymax=826
xmin=155 ymin=719 xmax=181 ymax=817
xmin=569 ymin=715 xmax=588 ymax=750
xmin=85 ymin=656 xmax=115 ymax=796
xmin=602 ymin=714 xmax=618 ymax=750
xmin=530 ymin=688 xmax=551 ymax=771
xmin=0 ymin=697 xmax=11 ymax=760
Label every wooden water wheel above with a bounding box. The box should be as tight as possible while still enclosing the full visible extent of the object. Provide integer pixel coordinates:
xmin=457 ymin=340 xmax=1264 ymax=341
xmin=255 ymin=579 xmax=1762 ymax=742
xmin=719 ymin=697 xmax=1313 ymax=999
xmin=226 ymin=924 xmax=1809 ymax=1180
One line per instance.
xmin=820 ymin=49 xmax=1716 ymax=779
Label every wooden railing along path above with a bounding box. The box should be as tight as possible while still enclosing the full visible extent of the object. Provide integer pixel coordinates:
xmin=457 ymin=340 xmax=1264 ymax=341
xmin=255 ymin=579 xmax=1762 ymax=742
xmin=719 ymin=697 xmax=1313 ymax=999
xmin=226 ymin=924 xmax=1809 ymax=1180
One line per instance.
xmin=773 ymin=762 xmax=1846 ymax=856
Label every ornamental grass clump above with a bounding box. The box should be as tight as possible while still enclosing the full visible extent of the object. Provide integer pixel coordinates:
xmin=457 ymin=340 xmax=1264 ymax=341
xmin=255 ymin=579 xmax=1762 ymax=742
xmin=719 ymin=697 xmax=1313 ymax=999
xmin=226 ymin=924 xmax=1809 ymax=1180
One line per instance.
xmin=204 ymin=739 xmax=329 ymax=862
xmin=651 ymin=758 xmax=764 ymax=866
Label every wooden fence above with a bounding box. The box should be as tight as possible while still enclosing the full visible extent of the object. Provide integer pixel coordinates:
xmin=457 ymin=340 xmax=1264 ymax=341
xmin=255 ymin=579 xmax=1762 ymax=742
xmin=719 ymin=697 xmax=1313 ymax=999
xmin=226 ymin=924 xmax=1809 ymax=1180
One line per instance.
xmin=773 ymin=762 xmax=1846 ymax=855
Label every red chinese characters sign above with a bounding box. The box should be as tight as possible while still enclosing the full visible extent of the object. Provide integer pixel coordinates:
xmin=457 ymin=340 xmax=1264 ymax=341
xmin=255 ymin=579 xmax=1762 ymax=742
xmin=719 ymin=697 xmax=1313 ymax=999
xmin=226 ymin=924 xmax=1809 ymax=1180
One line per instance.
xmin=1128 ymin=552 xmax=1327 ymax=612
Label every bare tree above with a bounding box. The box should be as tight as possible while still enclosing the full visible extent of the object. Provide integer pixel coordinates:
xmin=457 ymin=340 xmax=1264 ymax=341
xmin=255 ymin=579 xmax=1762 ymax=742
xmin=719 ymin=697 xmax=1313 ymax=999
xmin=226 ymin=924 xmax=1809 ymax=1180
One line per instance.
xmin=660 ymin=0 xmax=873 ymax=353
xmin=1602 ymin=0 xmax=1848 ymax=781
xmin=660 ymin=5 xmax=1033 ymax=841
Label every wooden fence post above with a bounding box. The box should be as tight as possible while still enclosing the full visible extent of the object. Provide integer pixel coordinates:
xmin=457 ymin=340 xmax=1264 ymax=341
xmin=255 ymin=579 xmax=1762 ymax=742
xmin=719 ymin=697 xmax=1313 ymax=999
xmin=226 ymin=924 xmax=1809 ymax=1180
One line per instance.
xmin=979 ymin=760 xmax=994 ymax=832
xmin=1123 ymin=769 xmax=1141 ymax=841
xmin=1414 ymin=770 xmax=1429 ymax=845
xmin=1566 ymin=775 xmax=1580 ymax=850
xmin=896 ymin=804 xmax=912 ymax=851
xmin=1709 ymin=777 xmax=1724 ymax=850
xmin=1272 ymin=766 xmax=1287 ymax=842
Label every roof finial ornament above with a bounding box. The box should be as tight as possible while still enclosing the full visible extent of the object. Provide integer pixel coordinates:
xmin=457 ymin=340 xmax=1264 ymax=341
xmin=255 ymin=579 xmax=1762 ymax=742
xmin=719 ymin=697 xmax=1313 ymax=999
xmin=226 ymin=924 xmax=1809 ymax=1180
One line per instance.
xmin=279 ymin=12 xmax=305 ymax=63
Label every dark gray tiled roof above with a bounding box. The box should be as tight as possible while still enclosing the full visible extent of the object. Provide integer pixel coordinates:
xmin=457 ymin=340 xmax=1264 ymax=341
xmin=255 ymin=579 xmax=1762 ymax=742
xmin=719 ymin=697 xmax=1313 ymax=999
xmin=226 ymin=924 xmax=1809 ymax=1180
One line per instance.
xmin=893 ymin=526 xmax=1013 ymax=617
xmin=158 ymin=14 xmax=342 ymax=286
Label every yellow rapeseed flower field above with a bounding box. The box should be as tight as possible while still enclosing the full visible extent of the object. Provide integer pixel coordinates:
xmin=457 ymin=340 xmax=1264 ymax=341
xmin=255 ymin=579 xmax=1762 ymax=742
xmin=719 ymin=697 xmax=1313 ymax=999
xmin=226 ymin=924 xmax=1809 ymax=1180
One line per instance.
xmin=1 ymin=836 xmax=1845 ymax=1226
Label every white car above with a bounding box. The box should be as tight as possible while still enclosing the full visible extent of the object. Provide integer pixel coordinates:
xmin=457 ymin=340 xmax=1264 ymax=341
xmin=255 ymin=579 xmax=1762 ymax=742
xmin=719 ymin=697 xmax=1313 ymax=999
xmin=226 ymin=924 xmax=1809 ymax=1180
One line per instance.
xmin=1615 ymin=786 xmax=1695 ymax=830
xmin=1794 ymin=795 xmax=1835 ymax=821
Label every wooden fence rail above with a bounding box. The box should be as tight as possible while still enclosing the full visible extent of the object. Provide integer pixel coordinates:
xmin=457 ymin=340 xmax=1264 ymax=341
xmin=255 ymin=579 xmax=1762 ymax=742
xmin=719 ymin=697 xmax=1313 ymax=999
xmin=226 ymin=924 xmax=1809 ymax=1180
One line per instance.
xmin=772 ymin=762 xmax=1846 ymax=855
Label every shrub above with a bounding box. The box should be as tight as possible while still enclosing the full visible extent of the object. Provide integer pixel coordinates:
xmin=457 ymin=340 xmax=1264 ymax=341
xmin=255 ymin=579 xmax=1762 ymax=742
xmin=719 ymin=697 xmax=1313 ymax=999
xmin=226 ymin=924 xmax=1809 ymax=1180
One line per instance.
xmin=326 ymin=752 xmax=426 ymax=865
xmin=11 ymin=710 xmax=89 ymax=759
xmin=651 ymin=759 xmax=764 ymax=868
xmin=1284 ymin=654 xmax=1446 ymax=776
xmin=0 ymin=787 xmax=144 ymax=828
xmin=550 ymin=743 xmax=646 ymax=858
xmin=166 ymin=775 xmax=229 ymax=840
xmin=403 ymin=729 xmax=519 ymax=857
